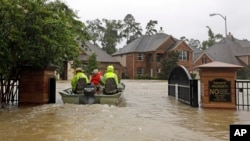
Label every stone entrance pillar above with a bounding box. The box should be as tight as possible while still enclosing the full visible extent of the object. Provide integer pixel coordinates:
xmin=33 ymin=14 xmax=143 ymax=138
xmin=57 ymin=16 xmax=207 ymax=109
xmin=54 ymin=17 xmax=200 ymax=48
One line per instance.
xmin=197 ymin=61 xmax=243 ymax=109
xmin=19 ymin=67 xmax=56 ymax=105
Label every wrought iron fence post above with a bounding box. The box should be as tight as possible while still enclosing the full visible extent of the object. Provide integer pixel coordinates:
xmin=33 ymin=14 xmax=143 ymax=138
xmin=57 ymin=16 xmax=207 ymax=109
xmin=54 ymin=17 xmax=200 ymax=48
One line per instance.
xmin=175 ymin=83 xmax=178 ymax=100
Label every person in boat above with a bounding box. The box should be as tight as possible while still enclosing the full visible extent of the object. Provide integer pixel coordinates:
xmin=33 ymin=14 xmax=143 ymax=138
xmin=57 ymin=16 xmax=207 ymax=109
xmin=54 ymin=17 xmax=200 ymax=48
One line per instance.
xmin=101 ymin=65 xmax=119 ymax=94
xmin=90 ymin=69 xmax=103 ymax=92
xmin=71 ymin=67 xmax=89 ymax=94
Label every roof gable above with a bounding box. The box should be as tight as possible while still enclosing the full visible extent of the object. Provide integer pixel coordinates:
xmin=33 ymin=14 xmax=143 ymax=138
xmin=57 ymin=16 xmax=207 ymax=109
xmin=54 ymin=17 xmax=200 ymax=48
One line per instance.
xmin=79 ymin=41 xmax=119 ymax=63
xmin=169 ymin=40 xmax=194 ymax=51
xmin=196 ymin=61 xmax=243 ymax=68
xmin=193 ymin=52 xmax=213 ymax=64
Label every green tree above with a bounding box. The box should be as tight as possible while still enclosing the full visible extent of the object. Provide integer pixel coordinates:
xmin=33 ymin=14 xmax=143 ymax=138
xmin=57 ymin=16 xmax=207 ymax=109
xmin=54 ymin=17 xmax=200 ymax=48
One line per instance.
xmin=0 ymin=0 xmax=89 ymax=106
xmin=122 ymin=14 xmax=143 ymax=44
xmin=101 ymin=19 xmax=123 ymax=55
xmin=201 ymin=26 xmax=223 ymax=50
xmin=86 ymin=14 xmax=160 ymax=52
xmin=188 ymin=39 xmax=201 ymax=49
xmin=237 ymin=65 xmax=250 ymax=79
xmin=158 ymin=51 xmax=179 ymax=80
xmin=85 ymin=53 xmax=99 ymax=76
xmin=180 ymin=36 xmax=201 ymax=50
xmin=145 ymin=20 xmax=158 ymax=35
xmin=86 ymin=19 xmax=104 ymax=46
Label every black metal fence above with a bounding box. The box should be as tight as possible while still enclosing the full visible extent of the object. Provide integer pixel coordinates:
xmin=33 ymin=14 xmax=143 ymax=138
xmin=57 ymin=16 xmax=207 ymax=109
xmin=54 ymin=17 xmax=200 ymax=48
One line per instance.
xmin=168 ymin=66 xmax=198 ymax=107
xmin=235 ymin=80 xmax=250 ymax=110
xmin=0 ymin=78 xmax=19 ymax=106
xmin=168 ymin=80 xmax=198 ymax=107
xmin=168 ymin=66 xmax=250 ymax=110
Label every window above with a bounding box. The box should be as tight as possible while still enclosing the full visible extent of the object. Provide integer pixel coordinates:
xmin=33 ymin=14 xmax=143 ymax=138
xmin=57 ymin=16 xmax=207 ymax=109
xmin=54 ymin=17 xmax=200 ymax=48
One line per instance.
xmin=158 ymin=68 xmax=161 ymax=73
xmin=179 ymin=50 xmax=188 ymax=61
xmin=137 ymin=53 xmax=143 ymax=61
xmin=202 ymin=56 xmax=207 ymax=64
xmin=156 ymin=54 xmax=163 ymax=62
xmin=137 ymin=67 xmax=143 ymax=75
xmin=147 ymin=54 xmax=153 ymax=62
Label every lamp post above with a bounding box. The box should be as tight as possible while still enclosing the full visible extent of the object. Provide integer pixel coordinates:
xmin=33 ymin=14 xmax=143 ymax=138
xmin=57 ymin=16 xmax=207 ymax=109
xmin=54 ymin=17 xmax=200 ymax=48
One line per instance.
xmin=210 ymin=13 xmax=227 ymax=37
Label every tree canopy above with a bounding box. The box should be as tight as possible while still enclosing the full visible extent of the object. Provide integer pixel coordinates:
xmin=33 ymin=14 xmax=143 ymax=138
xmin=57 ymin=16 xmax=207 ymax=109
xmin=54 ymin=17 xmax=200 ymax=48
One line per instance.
xmin=145 ymin=20 xmax=158 ymax=35
xmin=122 ymin=14 xmax=143 ymax=44
xmin=158 ymin=51 xmax=179 ymax=80
xmin=86 ymin=19 xmax=104 ymax=46
xmin=85 ymin=14 xmax=158 ymax=55
xmin=85 ymin=53 xmax=99 ymax=75
xmin=201 ymin=26 xmax=223 ymax=50
xmin=0 ymin=0 xmax=89 ymax=79
xmin=101 ymin=19 xmax=123 ymax=55
xmin=0 ymin=0 xmax=89 ymax=106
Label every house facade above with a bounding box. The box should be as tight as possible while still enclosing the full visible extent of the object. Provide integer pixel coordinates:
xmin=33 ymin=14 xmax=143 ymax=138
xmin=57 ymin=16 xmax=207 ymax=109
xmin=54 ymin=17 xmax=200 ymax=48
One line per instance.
xmin=79 ymin=41 xmax=123 ymax=79
xmin=61 ymin=41 xmax=123 ymax=80
xmin=61 ymin=32 xmax=250 ymax=80
xmin=113 ymin=33 xmax=193 ymax=79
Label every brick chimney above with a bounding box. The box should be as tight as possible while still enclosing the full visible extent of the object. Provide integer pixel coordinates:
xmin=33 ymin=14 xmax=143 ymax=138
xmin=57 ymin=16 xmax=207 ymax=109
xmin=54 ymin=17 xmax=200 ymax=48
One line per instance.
xmin=227 ymin=32 xmax=234 ymax=41
xmin=158 ymin=27 xmax=164 ymax=33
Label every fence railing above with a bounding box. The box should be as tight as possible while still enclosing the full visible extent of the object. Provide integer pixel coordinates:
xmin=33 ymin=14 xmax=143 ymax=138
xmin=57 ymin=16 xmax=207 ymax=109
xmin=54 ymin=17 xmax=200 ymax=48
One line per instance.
xmin=168 ymin=79 xmax=198 ymax=107
xmin=0 ymin=78 xmax=19 ymax=106
xmin=235 ymin=80 xmax=250 ymax=110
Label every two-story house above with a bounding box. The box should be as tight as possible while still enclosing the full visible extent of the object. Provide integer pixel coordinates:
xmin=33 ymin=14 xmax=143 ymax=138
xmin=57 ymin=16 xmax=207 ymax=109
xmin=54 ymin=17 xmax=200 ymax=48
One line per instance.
xmin=113 ymin=33 xmax=193 ymax=79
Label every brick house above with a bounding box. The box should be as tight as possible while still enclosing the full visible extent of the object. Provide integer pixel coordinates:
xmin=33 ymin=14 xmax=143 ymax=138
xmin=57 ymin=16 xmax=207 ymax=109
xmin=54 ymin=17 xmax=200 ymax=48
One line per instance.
xmin=192 ymin=33 xmax=250 ymax=79
xmin=113 ymin=33 xmax=193 ymax=79
xmin=193 ymin=33 xmax=250 ymax=68
xmin=192 ymin=48 xmax=213 ymax=77
xmin=61 ymin=41 xmax=123 ymax=80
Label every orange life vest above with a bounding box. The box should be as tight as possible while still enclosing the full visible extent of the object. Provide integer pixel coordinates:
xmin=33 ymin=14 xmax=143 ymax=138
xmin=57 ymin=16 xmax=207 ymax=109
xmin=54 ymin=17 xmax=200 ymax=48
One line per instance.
xmin=91 ymin=72 xmax=102 ymax=85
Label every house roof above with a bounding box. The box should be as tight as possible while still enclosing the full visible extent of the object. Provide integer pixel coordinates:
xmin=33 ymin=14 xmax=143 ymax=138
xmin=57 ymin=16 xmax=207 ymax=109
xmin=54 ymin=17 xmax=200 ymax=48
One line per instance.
xmin=113 ymin=33 xmax=171 ymax=55
xmin=193 ymin=51 xmax=205 ymax=62
xmin=204 ymin=35 xmax=250 ymax=66
xmin=234 ymin=39 xmax=250 ymax=48
xmin=78 ymin=41 xmax=119 ymax=63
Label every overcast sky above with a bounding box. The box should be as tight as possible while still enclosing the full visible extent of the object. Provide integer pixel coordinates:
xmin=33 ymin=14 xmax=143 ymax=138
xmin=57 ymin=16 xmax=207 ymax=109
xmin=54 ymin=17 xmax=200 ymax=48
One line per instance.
xmin=62 ymin=0 xmax=250 ymax=47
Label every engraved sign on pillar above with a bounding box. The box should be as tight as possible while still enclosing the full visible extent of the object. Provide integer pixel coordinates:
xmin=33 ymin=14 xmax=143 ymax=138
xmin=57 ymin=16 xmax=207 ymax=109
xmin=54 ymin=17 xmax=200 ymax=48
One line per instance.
xmin=209 ymin=78 xmax=231 ymax=102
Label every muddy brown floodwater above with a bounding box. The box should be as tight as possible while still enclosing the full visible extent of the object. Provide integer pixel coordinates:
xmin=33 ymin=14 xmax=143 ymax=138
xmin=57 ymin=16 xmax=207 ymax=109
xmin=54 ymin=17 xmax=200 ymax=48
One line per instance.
xmin=0 ymin=80 xmax=250 ymax=141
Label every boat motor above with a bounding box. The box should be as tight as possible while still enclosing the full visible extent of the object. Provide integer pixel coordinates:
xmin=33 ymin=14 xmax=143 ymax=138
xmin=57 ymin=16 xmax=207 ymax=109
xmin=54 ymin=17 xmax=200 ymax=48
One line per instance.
xmin=83 ymin=83 xmax=96 ymax=104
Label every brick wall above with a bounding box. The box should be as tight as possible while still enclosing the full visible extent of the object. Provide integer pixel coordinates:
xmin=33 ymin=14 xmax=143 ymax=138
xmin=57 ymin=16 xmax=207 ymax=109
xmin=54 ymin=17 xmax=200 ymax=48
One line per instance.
xmin=199 ymin=68 xmax=237 ymax=109
xmin=19 ymin=68 xmax=55 ymax=105
xmin=175 ymin=42 xmax=193 ymax=71
xmin=193 ymin=54 xmax=213 ymax=69
xmin=98 ymin=62 xmax=123 ymax=79
xmin=125 ymin=38 xmax=194 ymax=79
xmin=126 ymin=53 xmax=135 ymax=79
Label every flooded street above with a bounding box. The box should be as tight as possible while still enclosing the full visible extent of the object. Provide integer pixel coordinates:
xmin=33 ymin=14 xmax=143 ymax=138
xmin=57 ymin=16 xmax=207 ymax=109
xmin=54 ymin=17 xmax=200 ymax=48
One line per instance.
xmin=1 ymin=80 xmax=250 ymax=141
